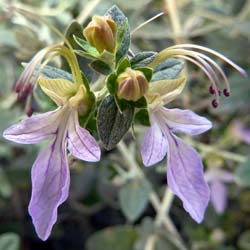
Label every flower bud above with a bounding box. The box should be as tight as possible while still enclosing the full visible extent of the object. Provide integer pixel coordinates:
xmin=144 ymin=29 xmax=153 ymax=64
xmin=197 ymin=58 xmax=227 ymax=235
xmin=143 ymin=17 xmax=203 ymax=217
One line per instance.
xmin=117 ymin=68 xmax=149 ymax=102
xmin=83 ymin=15 xmax=117 ymax=54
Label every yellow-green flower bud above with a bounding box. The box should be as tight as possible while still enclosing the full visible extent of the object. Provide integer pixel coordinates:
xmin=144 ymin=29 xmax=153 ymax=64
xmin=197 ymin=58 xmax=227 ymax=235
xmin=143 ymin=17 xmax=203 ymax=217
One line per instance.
xmin=117 ymin=68 xmax=149 ymax=102
xmin=83 ymin=15 xmax=117 ymax=54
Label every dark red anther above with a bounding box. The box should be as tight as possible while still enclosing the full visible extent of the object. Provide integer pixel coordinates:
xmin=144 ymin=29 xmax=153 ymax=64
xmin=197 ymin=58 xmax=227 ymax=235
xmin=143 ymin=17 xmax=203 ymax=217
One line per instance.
xmin=26 ymin=107 xmax=34 ymax=117
xmin=15 ymin=80 xmax=24 ymax=93
xmin=223 ymin=88 xmax=230 ymax=97
xmin=218 ymin=90 xmax=221 ymax=96
xmin=212 ymin=99 xmax=218 ymax=108
xmin=24 ymin=83 xmax=33 ymax=94
xmin=209 ymin=85 xmax=215 ymax=94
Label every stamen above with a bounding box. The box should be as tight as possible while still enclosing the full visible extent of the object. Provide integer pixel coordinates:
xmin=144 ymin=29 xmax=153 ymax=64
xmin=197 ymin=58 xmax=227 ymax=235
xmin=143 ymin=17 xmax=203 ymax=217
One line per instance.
xmin=168 ymin=44 xmax=247 ymax=77
xmin=212 ymin=99 xmax=218 ymax=108
xmin=175 ymin=54 xmax=220 ymax=105
xmin=223 ymin=88 xmax=230 ymax=97
xmin=209 ymin=85 xmax=215 ymax=94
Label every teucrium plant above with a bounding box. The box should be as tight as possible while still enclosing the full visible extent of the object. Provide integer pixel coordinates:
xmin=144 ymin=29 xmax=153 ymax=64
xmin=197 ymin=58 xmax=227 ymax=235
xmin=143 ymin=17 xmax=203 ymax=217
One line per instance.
xmin=3 ymin=5 xmax=246 ymax=241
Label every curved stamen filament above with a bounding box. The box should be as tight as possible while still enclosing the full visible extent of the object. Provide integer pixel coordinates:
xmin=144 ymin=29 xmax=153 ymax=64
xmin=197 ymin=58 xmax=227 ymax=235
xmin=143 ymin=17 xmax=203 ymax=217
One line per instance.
xmin=175 ymin=55 xmax=219 ymax=105
xmin=168 ymin=44 xmax=247 ymax=76
xmin=195 ymin=51 xmax=230 ymax=93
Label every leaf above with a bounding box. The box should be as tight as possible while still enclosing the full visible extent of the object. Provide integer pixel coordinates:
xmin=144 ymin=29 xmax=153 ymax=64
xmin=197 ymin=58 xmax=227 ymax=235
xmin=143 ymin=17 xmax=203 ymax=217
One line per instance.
xmin=130 ymin=51 xmax=157 ymax=68
xmin=235 ymin=159 xmax=250 ymax=187
xmin=117 ymin=57 xmax=131 ymax=75
xmin=107 ymin=72 xmax=118 ymax=94
xmin=134 ymin=109 xmax=150 ymax=126
xmin=97 ymin=95 xmax=134 ymax=150
xmin=119 ymin=178 xmax=151 ymax=221
xmin=105 ymin=5 xmax=130 ymax=63
xmin=0 ymin=168 xmax=12 ymax=198
xmin=64 ymin=21 xmax=83 ymax=48
xmin=0 ymin=233 xmax=20 ymax=250
xmin=116 ymin=19 xmax=129 ymax=49
xmin=86 ymin=226 xmax=138 ymax=250
xmin=90 ymin=60 xmax=112 ymax=75
xmin=152 ymin=58 xmax=184 ymax=81
xmin=73 ymin=35 xmax=100 ymax=58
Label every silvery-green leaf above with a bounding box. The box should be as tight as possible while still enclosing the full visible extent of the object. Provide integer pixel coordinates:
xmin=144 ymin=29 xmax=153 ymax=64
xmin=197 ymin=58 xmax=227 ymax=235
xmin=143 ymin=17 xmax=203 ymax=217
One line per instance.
xmin=119 ymin=178 xmax=151 ymax=221
xmin=130 ymin=51 xmax=157 ymax=68
xmin=0 ymin=233 xmax=20 ymax=250
xmin=235 ymin=159 xmax=250 ymax=187
xmin=97 ymin=95 xmax=134 ymax=150
xmin=152 ymin=58 xmax=184 ymax=81
xmin=86 ymin=226 xmax=138 ymax=250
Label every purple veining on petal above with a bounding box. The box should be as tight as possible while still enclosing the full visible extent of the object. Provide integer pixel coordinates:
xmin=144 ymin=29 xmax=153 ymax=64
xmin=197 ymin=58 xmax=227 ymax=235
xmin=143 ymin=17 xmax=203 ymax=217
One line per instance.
xmin=159 ymin=107 xmax=212 ymax=135
xmin=67 ymin=112 xmax=100 ymax=162
xmin=164 ymin=127 xmax=210 ymax=223
xmin=141 ymin=116 xmax=168 ymax=166
xmin=28 ymin=130 xmax=70 ymax=241
xmin=3 ymin=109 xmax=61 ymax=144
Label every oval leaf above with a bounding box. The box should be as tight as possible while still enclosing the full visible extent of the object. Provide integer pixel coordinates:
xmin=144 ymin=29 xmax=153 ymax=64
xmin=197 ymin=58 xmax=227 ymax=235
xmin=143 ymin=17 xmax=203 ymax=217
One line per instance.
xmin=0 ymin=233 xmax=20 ymax=250
xmin=86 ymin=226 xmax=138 ymax=250
xmin=97 ymin=95 xmax=134 ymax=150
xmin=130 ymin=51 xmax=157 ymax=68
xmin=119 ymin=178 xmax=151 ymax=221
xmin=152 ymin=58 xmax=184 ymax=81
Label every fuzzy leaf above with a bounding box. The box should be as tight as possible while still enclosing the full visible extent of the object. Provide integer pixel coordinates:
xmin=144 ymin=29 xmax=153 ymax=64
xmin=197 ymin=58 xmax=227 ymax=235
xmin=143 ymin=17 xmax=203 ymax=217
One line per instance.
xmin=130 ymin=51 xmax=157 ymax=68
xmin=152 ymin=58 xmax=184 ymax=81
xmin=86 ymin=226 xmax=138 ymax=250
xmin=119 ymin=178 xmax=151 ymax=221
xmin=0 ymin=233 xmax=20 ymax=250
xmin=90 ymin=60 xmax=112 ymax=75
xmin=134 ymin=109 xmax=150 ymax=126
xmin=235 ymin=159 xmax=250 ymax=187
xmin=97 ymin=95 xmax=134 ymax=150
xmin=73 ymin=35 xmax=100 ymax=58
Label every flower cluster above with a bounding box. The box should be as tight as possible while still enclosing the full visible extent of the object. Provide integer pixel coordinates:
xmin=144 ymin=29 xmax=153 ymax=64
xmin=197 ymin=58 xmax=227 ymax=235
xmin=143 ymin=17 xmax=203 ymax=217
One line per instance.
xmin=3 ymin=6 xmax=246 ymax=240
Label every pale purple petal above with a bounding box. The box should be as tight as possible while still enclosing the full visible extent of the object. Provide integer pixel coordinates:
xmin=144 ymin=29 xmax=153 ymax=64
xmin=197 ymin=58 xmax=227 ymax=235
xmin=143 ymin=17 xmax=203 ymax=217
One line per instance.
xmin=28 ymin=134 xmax=70 ymax=241
xmin=160 ymin=107 xmax=212 ymax=135
xmin=67 ymin=112 xmax=100 ymax=162
xmin=210 ymin=181 xmax=227 ymax=214
xmin=141 ymin=117 xmax=168 ymax=166
xmin=165 ymin=130 xmax=210 ymax=223
xmin=3 ymin=109 xmax=61 ymax=144
xmin=205 ymin=169 xmax=234 ymax=183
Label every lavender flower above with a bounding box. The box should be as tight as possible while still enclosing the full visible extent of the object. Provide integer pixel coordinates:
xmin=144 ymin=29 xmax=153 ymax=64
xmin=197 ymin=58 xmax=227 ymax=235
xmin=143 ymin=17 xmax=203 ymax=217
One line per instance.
xmin=141 ymin=77 xmax=211 ymax=222
xmin=205 ymin=169 xmax=234 ymax=214
xmin=140 ymin=44 xmax=246 ymax=222
xmin=3 ymin=47 xmax=101 ymax=240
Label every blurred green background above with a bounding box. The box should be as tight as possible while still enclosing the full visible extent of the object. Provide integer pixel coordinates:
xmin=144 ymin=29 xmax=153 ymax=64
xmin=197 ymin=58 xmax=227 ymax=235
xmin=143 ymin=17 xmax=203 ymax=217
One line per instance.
xmin=0 ymin=0 xmax=250 ymax=249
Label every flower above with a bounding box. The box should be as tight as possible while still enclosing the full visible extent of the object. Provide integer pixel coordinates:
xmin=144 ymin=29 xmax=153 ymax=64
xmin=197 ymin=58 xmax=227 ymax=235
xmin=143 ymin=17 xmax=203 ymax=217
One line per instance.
xmin=117 ymin=68 xmax=149 ymax=101
xmin=83 ymin=15 xmax=117 ymax=54
xmin=141 ymin=43 xmax=246 ymax=222
xmin=141 ymin=77 xmax=212 ymax=222
xmin=3 ymin=47 xmax=101 ymax=240
xmin=205 ymin=169 xmax=234 ymax=214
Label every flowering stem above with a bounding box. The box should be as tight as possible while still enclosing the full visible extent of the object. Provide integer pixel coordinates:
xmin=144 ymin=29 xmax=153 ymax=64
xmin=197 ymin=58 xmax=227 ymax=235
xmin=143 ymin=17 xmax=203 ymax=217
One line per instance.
xmin=189 ymin=140 xmax=247 ymax=163
xmin=155 ymin=187 xmax=174 ymax=226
